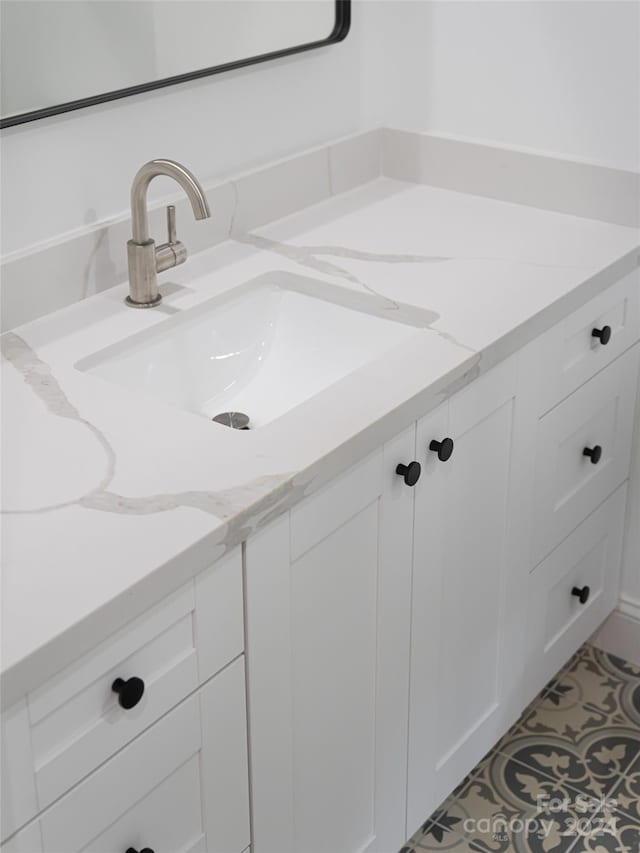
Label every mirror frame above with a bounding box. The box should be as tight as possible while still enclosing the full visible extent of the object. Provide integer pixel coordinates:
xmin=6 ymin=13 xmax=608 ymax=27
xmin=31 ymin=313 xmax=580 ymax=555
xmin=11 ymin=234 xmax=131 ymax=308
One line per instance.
xmin=0 ymin=0 xmax=350 ymax=129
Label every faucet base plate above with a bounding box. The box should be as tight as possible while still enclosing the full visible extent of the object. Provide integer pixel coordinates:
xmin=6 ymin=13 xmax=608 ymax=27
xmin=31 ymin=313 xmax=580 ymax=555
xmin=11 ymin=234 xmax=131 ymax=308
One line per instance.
xmin=125 ymin=294 xmax=163 ymax=309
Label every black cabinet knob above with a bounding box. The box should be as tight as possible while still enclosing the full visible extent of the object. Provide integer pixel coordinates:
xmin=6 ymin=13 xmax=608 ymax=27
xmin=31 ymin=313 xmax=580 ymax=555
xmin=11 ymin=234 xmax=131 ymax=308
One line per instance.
xmin=591 ymin=325 xmax=612 ymax=345
xmin=583 ymin=445 xmax=602 ymax=465
xmin=126 ymin=848 xmax=154 ymax=853
xmin=572 ymin=585 xmax=590 ymax=605
xmin=396 ymin=461 xmax=421 ymax=487
xmin=429 ymin=437 xmax=454 ymax=462
xmin=112 ymin=676 xmax=145 ymax=709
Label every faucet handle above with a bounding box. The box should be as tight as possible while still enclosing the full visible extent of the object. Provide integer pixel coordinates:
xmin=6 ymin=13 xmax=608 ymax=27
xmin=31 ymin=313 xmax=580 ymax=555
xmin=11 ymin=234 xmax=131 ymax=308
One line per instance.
xmin=167 ymin=204 xmax=177 ymax=244
xmin=155 ymin=204 xmax=187 ymax=273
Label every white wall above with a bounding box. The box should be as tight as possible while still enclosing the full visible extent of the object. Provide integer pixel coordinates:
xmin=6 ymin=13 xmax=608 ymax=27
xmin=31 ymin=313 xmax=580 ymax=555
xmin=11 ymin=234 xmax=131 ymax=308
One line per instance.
xmin=0 ymin=1 xmax=409 ymax=257
xmin=151 ymin=1 xmax=337 ymax=78
xmin=4 ymin=1 xmax=637 ymax=259
xmin=413 ymin=0 xmax=640 ymax=171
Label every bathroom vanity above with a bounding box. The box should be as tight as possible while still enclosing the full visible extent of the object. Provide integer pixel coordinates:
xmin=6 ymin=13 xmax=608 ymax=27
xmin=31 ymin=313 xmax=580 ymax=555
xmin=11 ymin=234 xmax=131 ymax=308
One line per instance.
xmin=2 ymin=129 xmax=639 ymax=853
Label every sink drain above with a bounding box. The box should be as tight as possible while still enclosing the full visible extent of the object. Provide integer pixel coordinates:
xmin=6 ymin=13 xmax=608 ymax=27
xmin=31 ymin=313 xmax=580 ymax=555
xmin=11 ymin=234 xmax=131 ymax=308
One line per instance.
xmin=212 ymin=411 xmax=250 ymax=430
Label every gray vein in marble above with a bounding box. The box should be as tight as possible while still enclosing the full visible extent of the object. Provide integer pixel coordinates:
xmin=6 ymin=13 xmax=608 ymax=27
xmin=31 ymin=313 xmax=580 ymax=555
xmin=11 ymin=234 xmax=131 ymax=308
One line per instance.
xmin=235 ymin=233 xmax=475 ymax=353
xmin=1 ymin=333 xmax=294 ymax=524
xmin=203 ymin=469 xmax=320 ymax=553
xmin=235 ymin=232 xmax=405 ymax=310
xmin=238 ymin=231 xmax=593 ymax=299
xmin=237 ymin=234 xmax=590 ymax=272
xmin=2 ymin=332 xmax=83 ymax=422
xmin=436 ymin=353 xmax=483 ymax=402
xmin=296 ymin=244 xmax=451 ymax=266
xmin=429 ymin=327 xmax=476 ymax=353
xmin=236 ymin=232 xmax=448 ymax=280
xmin=311 ymin=246 xmax=592 ymax=272
xmin=77 ymin=473 xmax=294 ymax=520
xmin=234 ymin=233 xmax=413 ymax=309
xmin=82 ymin=228 xmax=108 ymax=299
xmin=326 ymin=148 xmax=335 ymax=197
xmin=228 ymin=180 xmax=240 ymax=237
xmin=1 ymin=333 xmax=117 ymax=512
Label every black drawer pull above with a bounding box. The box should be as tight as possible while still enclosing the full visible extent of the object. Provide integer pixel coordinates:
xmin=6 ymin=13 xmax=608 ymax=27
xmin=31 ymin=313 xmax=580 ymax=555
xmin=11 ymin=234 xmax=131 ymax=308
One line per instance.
xmin=591 ymin=325 xmax=612 ymax=345
xmin=126 ymin=848 xmax=155 ymax=853
xmin=396 ymin=461 xmax=421 ymax=487
xmin=112 ymin=676 xmax=145 ymax=709
xmin=429 ymin=437 xmax=454 ymax=462
xmin=571 ymin=585 xmax=590 ymax=605
xmin=583 ymin=445 xmax=602 ymax=465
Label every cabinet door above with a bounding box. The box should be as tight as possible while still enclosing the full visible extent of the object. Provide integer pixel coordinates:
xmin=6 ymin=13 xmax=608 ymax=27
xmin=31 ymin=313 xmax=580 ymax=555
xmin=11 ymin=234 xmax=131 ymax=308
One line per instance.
xmin=37 ymin=660 xmax=250 ymax=853
xmin=245 ymin=427 xmax=416 ymax=853
xmin=408 ymin=357 xmax=526 ymax=832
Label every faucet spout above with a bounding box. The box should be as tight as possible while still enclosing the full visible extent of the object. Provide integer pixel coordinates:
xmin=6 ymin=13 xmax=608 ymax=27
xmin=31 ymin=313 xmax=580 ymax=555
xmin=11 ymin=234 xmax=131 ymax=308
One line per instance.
xmin=126 ymin=159 xmax=211 ymax=308
xmin=130 ymin=159 xmax=210 ymax=244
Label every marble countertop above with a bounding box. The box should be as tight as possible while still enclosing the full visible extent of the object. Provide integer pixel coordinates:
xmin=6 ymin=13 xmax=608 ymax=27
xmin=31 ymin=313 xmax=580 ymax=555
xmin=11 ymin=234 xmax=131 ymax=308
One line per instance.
xmin=2 ymin=176 xmax=639 ymax=705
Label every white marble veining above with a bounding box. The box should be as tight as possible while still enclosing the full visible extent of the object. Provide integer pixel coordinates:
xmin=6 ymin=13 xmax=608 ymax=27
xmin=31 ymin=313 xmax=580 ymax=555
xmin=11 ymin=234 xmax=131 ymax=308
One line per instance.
xmin=2 ymin=173 xmax=639 ymax=706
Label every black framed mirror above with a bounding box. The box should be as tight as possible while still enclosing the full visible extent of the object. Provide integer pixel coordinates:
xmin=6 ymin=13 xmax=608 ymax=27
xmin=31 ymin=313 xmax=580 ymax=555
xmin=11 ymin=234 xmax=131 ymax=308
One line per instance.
xmin=0 ymin=0 xmax=350 ymax=129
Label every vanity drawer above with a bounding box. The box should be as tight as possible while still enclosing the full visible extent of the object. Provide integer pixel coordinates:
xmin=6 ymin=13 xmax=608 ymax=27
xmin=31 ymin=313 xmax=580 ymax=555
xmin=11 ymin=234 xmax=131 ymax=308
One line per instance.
xmin=538 ymin=269 xmax=639 ymax=414
xmin=532 ymin=343 xmax=639 ymax=565
xmin=39 ymin=658 xmax=250 ymax=853
xmin=526 ymin=485 xmax=627 ymax=704
xmin=26 ymin=546 xmax=243 ymax=812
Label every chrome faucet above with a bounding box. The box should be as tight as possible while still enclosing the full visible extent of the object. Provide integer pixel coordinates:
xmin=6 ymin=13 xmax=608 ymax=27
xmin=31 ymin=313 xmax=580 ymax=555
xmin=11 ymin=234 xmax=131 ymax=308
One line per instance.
xmin=126 ymin=159 xmax=211 ymax=308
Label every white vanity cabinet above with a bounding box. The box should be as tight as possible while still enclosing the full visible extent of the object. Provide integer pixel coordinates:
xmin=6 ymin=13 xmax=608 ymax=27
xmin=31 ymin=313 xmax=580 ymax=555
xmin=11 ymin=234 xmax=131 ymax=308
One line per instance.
xmin=523 ymin=315 xmax=640 ymax=706
xmin=47 ymin=658 xmax=249 ymax=853
xmin=245 ymin=426 xmax=417 ymax=853
xmin=2 ymin=272 xmax=638 ymax=853
xmin=406 ymin=355 xmax=530 ymax=831
xmin=245 ymin=273 xmax=639 ymax=851
xmin=1 ymin=546 xmax=249 ymax=853
xmin=245 ymin=356 xmax=534 ymax=851
xmin=3 ymin=660 xmax=250 ymax=853
xmin=521 ymin=270 xmax=640 ymax=706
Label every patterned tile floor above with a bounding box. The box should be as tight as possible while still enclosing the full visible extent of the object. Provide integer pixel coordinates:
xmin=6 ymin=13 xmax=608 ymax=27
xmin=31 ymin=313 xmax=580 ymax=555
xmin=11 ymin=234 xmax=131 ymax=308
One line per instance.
xmin=400 ymin=643 xmax=640 ymax=853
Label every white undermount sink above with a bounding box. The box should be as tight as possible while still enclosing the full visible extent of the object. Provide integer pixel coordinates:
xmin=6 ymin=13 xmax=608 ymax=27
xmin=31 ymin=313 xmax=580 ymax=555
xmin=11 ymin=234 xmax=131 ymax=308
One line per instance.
xmin=77 ymin=272 xmax=423 ymax=429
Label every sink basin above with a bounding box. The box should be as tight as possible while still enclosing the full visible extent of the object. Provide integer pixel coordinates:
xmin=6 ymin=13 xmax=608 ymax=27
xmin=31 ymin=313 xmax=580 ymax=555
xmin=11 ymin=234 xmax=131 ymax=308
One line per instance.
xmin=77 ymin=272 xmax=423 ymax=429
